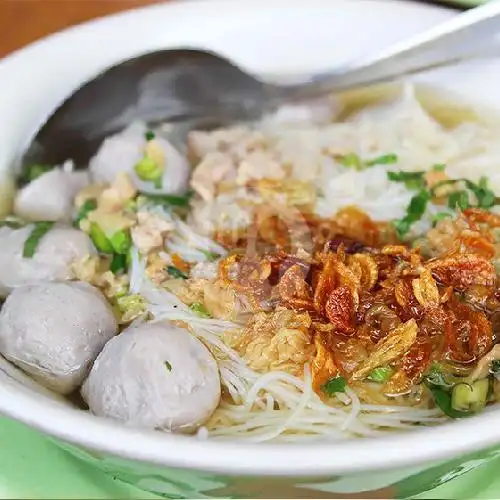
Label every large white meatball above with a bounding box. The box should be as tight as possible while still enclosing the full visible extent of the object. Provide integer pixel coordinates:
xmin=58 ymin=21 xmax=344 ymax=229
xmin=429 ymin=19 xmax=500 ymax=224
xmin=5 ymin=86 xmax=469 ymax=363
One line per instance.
xmin=14 ymin=168 xmax=89 ymax=222
xmin=0 ymin=224 xmax=95 ymax=296
xmin=89 ymin=122 xmax=190 ymax=195
xmin=0 ymin=282 xmax=118 ymax=394
xmin=82 ymin=322 xmax=221 ymax=433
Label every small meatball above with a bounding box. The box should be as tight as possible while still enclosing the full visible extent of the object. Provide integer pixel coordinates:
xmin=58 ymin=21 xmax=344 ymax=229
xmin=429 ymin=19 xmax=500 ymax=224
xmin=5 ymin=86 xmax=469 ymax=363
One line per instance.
xmin=82 ymin=322 xmax=221 ymax=433
xmin=89 ymin=122 xmax=189 ymax=195
xmin=0 ymin=282 xmax=117 ymax=394
xmin=14 ymin=169 xmax=89 ymax=222
xmin=0 ymin=225 xmax=95 ymax=296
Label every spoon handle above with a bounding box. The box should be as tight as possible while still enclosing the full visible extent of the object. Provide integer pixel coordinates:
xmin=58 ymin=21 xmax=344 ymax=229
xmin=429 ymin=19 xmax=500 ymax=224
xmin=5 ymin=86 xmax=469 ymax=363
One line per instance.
xmin=280 ymin=0 xmax=500 ymax=98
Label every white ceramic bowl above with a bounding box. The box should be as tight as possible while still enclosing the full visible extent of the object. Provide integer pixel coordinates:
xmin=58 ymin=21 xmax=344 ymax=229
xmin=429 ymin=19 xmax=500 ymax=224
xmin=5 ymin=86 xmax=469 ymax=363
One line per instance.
xmin=2 ymin=0 xmax=500 ymax=497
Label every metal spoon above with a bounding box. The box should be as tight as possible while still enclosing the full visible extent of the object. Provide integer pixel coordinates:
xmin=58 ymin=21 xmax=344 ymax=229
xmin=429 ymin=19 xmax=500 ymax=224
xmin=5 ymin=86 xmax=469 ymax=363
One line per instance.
xmin=21 ymin=0 xmax=500 ymax=171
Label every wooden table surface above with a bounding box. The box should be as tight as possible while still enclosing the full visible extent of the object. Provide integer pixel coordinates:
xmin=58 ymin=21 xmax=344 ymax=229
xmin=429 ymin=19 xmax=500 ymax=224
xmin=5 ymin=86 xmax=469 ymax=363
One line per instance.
xmin=0 ymin=0 xmax=164 ymax=58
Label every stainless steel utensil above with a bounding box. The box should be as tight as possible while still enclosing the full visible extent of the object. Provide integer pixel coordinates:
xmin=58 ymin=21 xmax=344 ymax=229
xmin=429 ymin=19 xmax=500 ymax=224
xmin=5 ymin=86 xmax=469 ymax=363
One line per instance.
xmin=21 ymin=0 xmax=500 ymax=171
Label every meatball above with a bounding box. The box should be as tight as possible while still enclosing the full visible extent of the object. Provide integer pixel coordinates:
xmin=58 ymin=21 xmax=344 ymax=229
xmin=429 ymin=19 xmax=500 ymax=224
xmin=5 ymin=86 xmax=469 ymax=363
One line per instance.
xmin=0 ymin=224 xmax=95 ymax=296
xmin=82 ymin=322 xmax=221 ymax=433
xmin=14 ymin=168 xmax=89 ymax=222
xmin=0 ymin=281 xmax=118 ymax=394
xmin=89 ymin=122 xmax=189 ymax=195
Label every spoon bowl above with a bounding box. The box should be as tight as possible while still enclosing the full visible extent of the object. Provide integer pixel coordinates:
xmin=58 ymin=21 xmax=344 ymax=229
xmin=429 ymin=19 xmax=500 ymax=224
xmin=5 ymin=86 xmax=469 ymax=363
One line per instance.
xmin=21 ymin=1 xmax=500 ymax=173
xmin=23 ymin=49 xmax=276 ymax=169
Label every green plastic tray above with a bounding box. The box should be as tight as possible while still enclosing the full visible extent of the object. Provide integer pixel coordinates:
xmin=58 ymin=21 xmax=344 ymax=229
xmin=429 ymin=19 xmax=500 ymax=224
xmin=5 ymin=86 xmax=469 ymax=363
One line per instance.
xmin=0 ymin=416 xmax=499 ymax=499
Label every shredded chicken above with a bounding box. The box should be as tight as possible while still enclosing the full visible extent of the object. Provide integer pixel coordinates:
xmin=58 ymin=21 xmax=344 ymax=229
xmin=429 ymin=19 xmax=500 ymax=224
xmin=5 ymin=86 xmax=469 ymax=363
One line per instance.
xmin=131 ymin=211 xmax=175 ymax=254
xmin=190 ymin=152 xmax=236 ymax=201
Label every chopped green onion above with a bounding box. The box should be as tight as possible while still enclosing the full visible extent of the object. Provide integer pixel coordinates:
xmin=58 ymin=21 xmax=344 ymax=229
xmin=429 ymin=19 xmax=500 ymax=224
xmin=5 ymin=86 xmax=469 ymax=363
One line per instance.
xmin=22 ymin=221 xmax=54 ymax=258
xmin=394 ymin=189 xmax=431 ymax=239
xmin=199 ymin=249 xmax=220 ymax=262
xmin=423 ymin=364 xmax=482 ymax=418
xmin=471 ymin=177 xmax=496 ymax=208
xmin=426 ymin=385 xmax=473 ymax=418
xmin=451 ymin=379 xmax=489 ymax=413
xmin=164 ymin=360 xmax=172 ymax=372
xmin=431 ymin=178 xmax=497 ymax=211
xmin=138 ymin=191 xmax=193 ymax=207
xmin=432 ymin=212 xmax=453 ymax=226
xmin=339 ymin=152 xmax=397 ymax=170
xmin=366 ymin=153 xmax=398 ymax=166
xmin=116 ymin=294 xmax=146 ymax=318
xmin=189 ymin=302 xmax=211 ymax=318
xmin=124 ymin=199 xmax=138 ymax=212
xmin=109 ymin=230 xmax=132 ymax=255
xmin=387 ymin=171 xmax=426 ymax=190
xmin=491 ymin=360 xmax=500 ymax=375
xmin=166 ymin=265 xmax=188 ymax=280
xmin=134 ymin=157 xmax=164 ymax=186
xmin=0 ymin=217 xmax=25 ymax=229
xmin=367 ymin=366 xmax=394 ymax=383
xmin=73 ymin=198 xmax=97 ymax=228
xmin=338 ymin=153 xmax=363 ymax=170
xmin=424 ymin=363 xmax=456 ymax=390
xmin=89 ymin=223 xmax=114 ymax=253
xmin=145 ymin=130 xmax=156 ymax=141
xmin=110 ymin=253 xmax=127 ymax=274
xmin=20 ymin=164 xmax=53 ymax=184
xmin=321 ymin=376 xmax=347 ymax=396
xmin=447 ymin=190 xmax=470 ymax=211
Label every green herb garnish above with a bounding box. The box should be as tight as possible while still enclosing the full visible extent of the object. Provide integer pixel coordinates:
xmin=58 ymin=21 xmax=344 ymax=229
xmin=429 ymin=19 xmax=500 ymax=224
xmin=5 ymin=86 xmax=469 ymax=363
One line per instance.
xmin=23 ymin=221 xmax=55 ymax=258
xmin=110 ymin=253 xmax=127 ymax=274
xmin=199 ymin=249 xmax=220 ymax=262
xmin=166 ymin=265 xmax=188 ymax=280
xmin=366 ymin=153 xmax=398 ymax=166
xmin=89 ymin=223 xmax=114 ymax=253
xmin=339 ymin=152 xmax=398 ymax=170
xmin=423 ymin=363 xmax=487 ymax=418
xmin=447 ymin=190 xmax=470 ymax=211
xmin=431 ymin=178 xmax=497 ymax=210
xmin=451 ymin=379 xmax=489 ymax=413
xmin=321 ymin=376 xmax=347 ymax=396
xmin=338 ymin=153 xmax=363 ymax=170
xmin=189 ymin=302 xmax=211 ymax=318
xmin=164 ymin=360 xmax=172 ymax=372
xmin=394 ymin=189 xmax=431 ymax=239
xmin=116 ymin=294 xmax=146 ymax=319
xmin=109 ymin=230 xmax=132 ymax=255
xmin=20 ymin=164 xmax=53 ymax=184
xmin=432 ymin=212 xmax=453 ymax=227
xmin=427 ymin=385 xmax=474 ymax=418
xmin=145 ymin=130 xmax=156 ymax=141
xmin=391 ymin=173 xmax=498 ymax=238
xmin=0 ymin=217 xmax=25 ymax=229
xmin=432 ymin=164 xmax=446 ymax=172
xmin=424 ymin=363 xmax=456 ymax=390
xmin=491 ymin=360 xmax=500 ymax=375
xmin=367 ymin=366 xmax=394 ymax=383
xmin=134 ymin=156 xmax=164 ymax=187
xmin=387 ymin=171 xmax=426 ymax=190
xmin=73 ymin=198 xmax=97 ymax=228
xmin=138 ymin=191 xmax=193 ymax=207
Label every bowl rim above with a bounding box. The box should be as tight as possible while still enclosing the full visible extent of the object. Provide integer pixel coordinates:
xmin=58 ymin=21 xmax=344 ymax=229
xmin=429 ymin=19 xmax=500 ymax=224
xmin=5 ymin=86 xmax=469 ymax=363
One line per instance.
xmin=0 ymin=0 xmax=498 ymax=476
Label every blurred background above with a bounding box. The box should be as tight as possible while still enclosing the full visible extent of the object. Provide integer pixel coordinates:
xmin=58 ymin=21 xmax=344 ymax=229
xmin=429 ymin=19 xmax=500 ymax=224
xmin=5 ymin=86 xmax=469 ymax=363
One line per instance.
xmin=0 ymin=0 xmax=479 ymax=59
xmin=0 ymin=0 xmax=163 ymax=58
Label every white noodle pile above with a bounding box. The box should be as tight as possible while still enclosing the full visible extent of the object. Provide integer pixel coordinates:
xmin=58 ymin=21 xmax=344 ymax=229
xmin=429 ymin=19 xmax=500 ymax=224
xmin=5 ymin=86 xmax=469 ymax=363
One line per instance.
xmin=129 ymin=246 xmax=445 ymax=443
